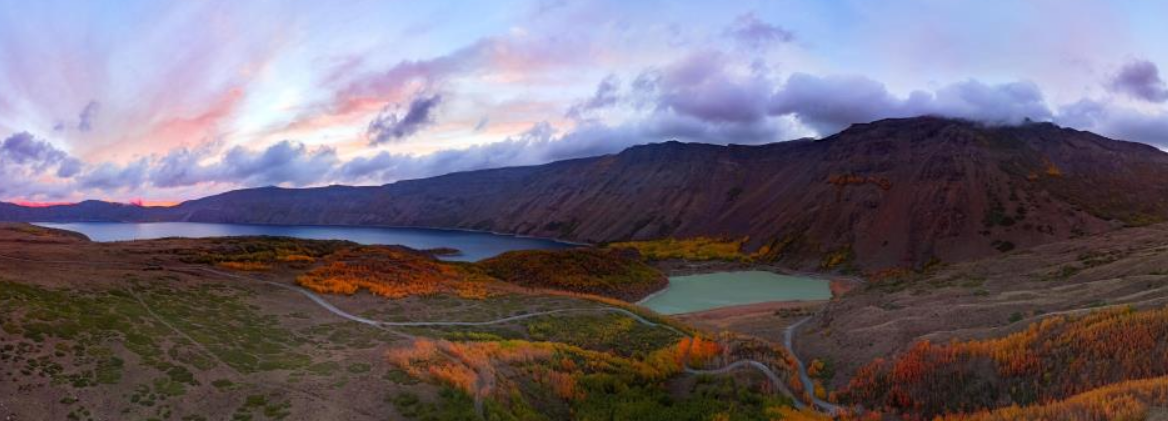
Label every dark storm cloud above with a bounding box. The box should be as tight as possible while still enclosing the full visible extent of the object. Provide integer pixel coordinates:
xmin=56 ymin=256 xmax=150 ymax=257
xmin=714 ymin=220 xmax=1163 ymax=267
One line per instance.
xmin=1108 ymin=59 xmax=1168 ymax=103
xmin=367 ymin=94 xmax=443 ymax=144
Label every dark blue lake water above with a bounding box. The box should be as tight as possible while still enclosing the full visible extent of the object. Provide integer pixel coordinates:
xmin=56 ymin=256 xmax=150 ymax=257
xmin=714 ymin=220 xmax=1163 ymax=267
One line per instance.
xmin=34 ymin=222 xmax=576 ymax=262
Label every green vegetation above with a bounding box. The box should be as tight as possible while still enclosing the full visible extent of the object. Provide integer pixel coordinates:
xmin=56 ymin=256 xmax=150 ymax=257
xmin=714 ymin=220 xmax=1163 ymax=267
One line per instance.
xmin=0 ymin=277 xmax=361 ymax=419
xmin=173 ymin=236 xmax=353 ymax=266
xmin=476 ymin=248 xmax=667 ymax=301
xmin=386 ymin=338 xmax=795 ymax=421
xmin=523 ymin=313 xmax=681 ymax=356
xmin=232 ymin=393 xmax=291 ymax=420
xmin=390 ymin=389 xmax=478 ymax=420
xmin=1 ymin=234 xmax=797 ymax=420
xmin=607 ymin=237 xmax=749 ymax=261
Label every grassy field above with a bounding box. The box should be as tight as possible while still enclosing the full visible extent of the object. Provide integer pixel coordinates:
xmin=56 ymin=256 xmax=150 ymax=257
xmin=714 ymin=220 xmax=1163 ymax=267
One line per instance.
xmin=0 ymin=224 xmax=800 ymax=420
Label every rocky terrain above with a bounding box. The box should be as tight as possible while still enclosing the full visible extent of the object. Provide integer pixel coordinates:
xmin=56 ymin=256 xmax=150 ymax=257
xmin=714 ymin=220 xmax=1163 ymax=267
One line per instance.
xmin=799 ymin=221 xmax=1168 ymax=390
xmin=6 ymin=117 xmax=1168 ymax=271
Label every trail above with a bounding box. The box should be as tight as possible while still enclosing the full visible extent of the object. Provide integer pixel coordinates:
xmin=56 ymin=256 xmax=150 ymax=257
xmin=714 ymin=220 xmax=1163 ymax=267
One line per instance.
xmin=200 ymin=270 xmax=799 ymax=411
xmin=785 ymin=317 xmax=843 ymax=414
xmin=2 ymin=253 xmax=814 ymax=416
xmin=684 ymin=361 xmax=805 ymax=410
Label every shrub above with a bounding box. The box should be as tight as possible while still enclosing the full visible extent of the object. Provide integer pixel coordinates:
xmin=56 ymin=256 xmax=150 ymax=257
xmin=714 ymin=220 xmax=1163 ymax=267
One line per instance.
xmin=840 ymin=307 xmax=1168 ymax=419
xmin=476 ymin=248 xmax=667 ymax=301
xmin=607 ymin=237 xmax=749 ymax=261
xmin=296 ymin=246 xmax=486 ymax=299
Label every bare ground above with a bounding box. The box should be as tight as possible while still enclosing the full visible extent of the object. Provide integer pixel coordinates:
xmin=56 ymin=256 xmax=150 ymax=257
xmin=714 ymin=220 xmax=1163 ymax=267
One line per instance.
xmin=798 ymin=222 xmax=1168 ymax=389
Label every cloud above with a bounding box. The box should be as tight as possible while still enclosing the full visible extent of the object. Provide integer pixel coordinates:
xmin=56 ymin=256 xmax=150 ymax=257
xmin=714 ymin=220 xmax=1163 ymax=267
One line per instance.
xmin=769 ymin=73 xmax=1052 ymax=133
xmin=150 ymin=145 xmax=219 ymax=188
xmin=340 ymin=122 xmax=559 ymax=183
xmin=78 ymin=160 xmax=149 ymax=191
xmin=221 ymin=141 xmax=339 ymax=186
xmin=768 ymin=74 xmax=900 ymax=134
xmin=279 ymin=31 xmax=595 ymax=138
xmin=928 ymin=79 xmax=1053 ymax=123
xmin=150 ymin=141 xmax=341 ymax=188
xmin=366 ymin=94 xmax=443 ymax=144
xmin=77 ymin=100 xmax=100 ymax=132
xmin=646 ymin=51 xmax=774 ymax=125
xmin=1108 ymin=59 xmax=1168 ymax=103
xmin=1055 ymin=98 xmax=1168 ymax=146
xmin=566 ymin=74 xmax=621 ymax=120
xmin=724 ymin=12 xmax=794 ymax=50
xmin=2 ymin=132 xmax=69 ymax=170
xmin=0 ymin=132 xmax=83 ymax=178
xmin=473 ymin=116 xmax=490 ymax=132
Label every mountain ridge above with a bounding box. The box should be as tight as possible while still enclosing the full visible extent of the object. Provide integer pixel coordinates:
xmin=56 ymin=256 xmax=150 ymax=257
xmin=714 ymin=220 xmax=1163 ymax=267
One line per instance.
xmin=5 ymin=116 xmax=1168 ymax=270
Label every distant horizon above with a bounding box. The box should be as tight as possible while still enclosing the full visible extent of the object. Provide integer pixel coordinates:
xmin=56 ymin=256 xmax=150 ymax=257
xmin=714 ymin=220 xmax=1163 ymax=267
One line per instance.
xmin=6 ymin=113 xmax=1166 ymax=208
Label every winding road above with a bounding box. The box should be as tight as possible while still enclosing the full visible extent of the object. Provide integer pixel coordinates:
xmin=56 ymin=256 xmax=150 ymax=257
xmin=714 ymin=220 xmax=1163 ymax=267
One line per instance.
xmin=2 ymin=252 xmax=823 ymax=415
xmin=785 ymin=316 xmax=843 ymax=414
xmin=204 ymin=267 xmax=810 ymax=412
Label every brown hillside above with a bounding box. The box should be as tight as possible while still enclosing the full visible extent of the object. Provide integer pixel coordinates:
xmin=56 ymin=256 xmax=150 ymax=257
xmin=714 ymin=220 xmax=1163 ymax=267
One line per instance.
xmin=5 ymin=117 xmax=1168 ymax=270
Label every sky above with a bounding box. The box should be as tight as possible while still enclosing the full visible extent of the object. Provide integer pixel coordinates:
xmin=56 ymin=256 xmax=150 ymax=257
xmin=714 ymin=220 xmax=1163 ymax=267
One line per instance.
xmin=2 ymin=0 xmax=1168 ymax=205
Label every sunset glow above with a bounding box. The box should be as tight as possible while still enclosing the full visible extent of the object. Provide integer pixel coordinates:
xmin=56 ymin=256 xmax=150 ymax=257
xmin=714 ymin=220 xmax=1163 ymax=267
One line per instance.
xmin=2 ymin=0 xmax=1168 ymax=204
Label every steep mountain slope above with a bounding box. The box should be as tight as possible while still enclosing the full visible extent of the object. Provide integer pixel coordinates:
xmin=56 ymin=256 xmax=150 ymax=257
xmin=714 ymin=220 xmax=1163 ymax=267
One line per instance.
xmin=5 ymin=117 xmax=1168 ymax=270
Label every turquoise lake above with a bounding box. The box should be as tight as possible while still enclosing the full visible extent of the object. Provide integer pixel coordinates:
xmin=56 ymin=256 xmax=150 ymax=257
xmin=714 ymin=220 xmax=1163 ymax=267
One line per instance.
xmin=33 ymin=222 xmax=574 ymax=262
xmin=639 ymin=270 xmax=832 ymax=315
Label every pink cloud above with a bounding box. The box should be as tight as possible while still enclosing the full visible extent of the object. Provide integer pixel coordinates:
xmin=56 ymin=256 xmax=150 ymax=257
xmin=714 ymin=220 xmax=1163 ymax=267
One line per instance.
xmin=143 ymin=87 xmax=246 ymax=148
xmin=271 ymin=34 xmax=593 ymax=140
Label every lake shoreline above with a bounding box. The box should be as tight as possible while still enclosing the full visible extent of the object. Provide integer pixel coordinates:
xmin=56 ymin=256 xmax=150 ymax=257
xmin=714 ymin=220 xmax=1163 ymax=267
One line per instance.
xmin=32 ymin=220 xmax=592 ymax=247
xmin=639 ymin=270 xmax=833 ymax=315
xmin=650 ymin=259 xmax=863 ymax=283
xmin=31 ymin=221 xmax=575 ymax=262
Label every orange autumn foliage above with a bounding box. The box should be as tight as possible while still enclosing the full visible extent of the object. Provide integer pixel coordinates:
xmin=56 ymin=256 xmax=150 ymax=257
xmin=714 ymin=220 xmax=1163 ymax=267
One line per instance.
xmin=937 ymin=376 xmax=1168 ymax=421
xmin=386 ymin=339 xmax=555 ymax=396
xmin=840 ymin=306 xmax=1168 ymax=419
xmin=768 ymin=406 xmax=834 ymax=421
xmin=296 ymin=246 xmax=491 ymax=299
xmin=385 ymin=338 xmax=688 ymax=403
xmin=217 ymin=261 xmax=272 ymax=271
xmin=542 ymin=369 xmax=579 ymax=400
xmin=674 ymin=336 xmax=721 ymax=367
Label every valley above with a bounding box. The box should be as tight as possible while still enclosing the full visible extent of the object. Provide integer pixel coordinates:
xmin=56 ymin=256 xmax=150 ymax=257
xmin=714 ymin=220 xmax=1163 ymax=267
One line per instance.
xmin=0 ymin=224 xmax=811 ymax=420
xmin=4 ymin=118 xmax=1168 ymax=420
xmin=10 ymin=117 xmax=1168 ymax=272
